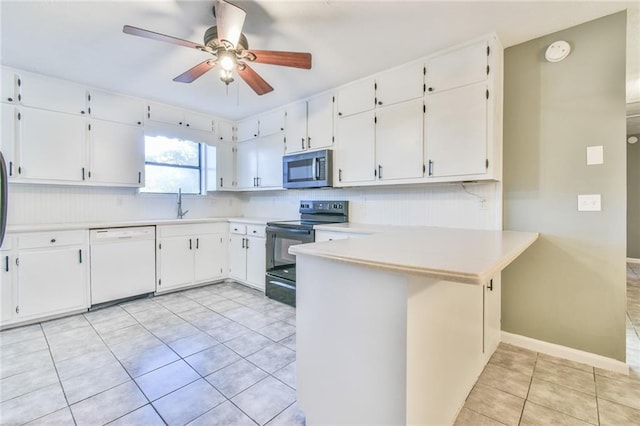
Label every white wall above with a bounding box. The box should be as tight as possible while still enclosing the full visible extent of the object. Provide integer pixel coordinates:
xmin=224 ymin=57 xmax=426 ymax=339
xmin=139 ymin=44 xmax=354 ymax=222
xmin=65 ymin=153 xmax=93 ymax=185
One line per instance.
xmin=8 ymin=184 xmax=241 ymax=226
xmin=240 ymin=181 xmax=501 ymax=230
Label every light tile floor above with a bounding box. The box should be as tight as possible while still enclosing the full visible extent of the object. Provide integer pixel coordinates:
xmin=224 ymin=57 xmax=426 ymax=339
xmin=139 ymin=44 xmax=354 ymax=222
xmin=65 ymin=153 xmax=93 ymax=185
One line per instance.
xmin=2 ymin=265 xmax=640 ymax=426
xmin=455 ymin=263 xmax=640 ymax=426
xmin=0 ymin=282 xmax=303 ymax=426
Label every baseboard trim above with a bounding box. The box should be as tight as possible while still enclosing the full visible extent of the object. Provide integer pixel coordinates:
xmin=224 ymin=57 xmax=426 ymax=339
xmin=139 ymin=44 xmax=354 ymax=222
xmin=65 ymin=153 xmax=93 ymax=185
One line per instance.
xmin=501 ymin=331 xmax=629 ymax=375
xmin=627 ymin=257 xmax=640 ymax=264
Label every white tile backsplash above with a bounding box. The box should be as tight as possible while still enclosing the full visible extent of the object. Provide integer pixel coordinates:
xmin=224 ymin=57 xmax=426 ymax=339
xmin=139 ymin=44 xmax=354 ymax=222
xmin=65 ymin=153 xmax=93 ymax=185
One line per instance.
xmin=8 ymin=181 xmax=501 ymax=230
xmin=239 ymin=181 xmax=502 ymax=230
xmin=8 ymin=184 xmax=241 ymax=226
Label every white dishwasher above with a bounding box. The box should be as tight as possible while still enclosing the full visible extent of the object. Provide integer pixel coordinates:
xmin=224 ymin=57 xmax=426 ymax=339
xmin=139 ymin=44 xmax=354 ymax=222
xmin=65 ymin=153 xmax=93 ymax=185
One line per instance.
xmin=90 ymin=226 xmax=156 ymax=306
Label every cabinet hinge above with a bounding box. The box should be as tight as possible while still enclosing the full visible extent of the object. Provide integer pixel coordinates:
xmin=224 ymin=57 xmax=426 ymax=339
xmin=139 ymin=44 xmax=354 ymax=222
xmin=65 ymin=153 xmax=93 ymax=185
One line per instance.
xmin=486 ymin=65 xmax=490 ymax=75
xmin=374 ymin=116 xmax=377 ymax=124
xmin=423 ymin=66 xmax=426 ymax=75
xmin=17 ymin=112 xmax=21 ymax=121
xmin=88 ymin=124 xmax=91 ymax=131
xmin=15 ymin=258 xmax=19 ymax=266
xmin=15 ymin=306 xmax=19 ymax=314
xmin=332 ymin=96 xmax=335 ymax=103
xmin=485 ymin=159 xmax=489 ymax=169
xmin=17 ymin=78 xmax=21 ymax=87
xmin=332 ymin=136 xmax=335 ymax=142
xmin=423 ymin=104 xmax=426 ymax=113
xmin=423 ymin=83 xmax=426 ymax=93
xmin=88 ymin=93 xmax=91 ymax=102
xmin=423 ymin=164 xmax=426 ymax=173
xmin=158 ymin=279 xmax=161 ymax=286
xmin=374 ymin=82 xmax=377 ymax=90
xmin=486 ymin=89 xmax=489 ymax=99
xmin=374 ymin=168 xmax=377 ymax=177
xmin=487 ymin=46 xmax=490 ymax=56
xmin=158 ymin=243 xmax=162 ymax=250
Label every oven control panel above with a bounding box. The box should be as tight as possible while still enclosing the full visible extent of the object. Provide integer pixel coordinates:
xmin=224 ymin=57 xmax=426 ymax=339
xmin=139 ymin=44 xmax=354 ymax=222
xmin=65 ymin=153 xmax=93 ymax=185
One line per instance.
xmin=299 ymin=200 xmax=349 ymax=215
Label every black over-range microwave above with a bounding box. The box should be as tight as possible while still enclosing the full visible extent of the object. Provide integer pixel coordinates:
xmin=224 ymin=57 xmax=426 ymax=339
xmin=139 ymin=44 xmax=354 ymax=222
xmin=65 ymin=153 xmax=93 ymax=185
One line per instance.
xmin=282 ymin=149 xmax=333 ymax=189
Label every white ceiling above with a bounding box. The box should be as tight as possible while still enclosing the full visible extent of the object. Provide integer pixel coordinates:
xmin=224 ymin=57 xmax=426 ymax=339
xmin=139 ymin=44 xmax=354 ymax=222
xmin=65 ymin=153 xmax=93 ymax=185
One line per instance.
xmin=0 ymin=0 xmax=635 ymax=121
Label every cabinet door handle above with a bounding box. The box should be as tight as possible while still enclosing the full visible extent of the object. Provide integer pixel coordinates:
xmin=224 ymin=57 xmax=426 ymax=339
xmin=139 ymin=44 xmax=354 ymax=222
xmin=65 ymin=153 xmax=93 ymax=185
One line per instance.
xmin=220 ymin=177 xmax=223 ymax=187
xmin=339 ymin=168 xmax=342 ymax=182
xmin=79 ymin=249 xmax=83 ymax=263
xmin=245 ymin=238 xmax=249 ymax=249
xmin=5 ymin=256 xmax=9 ymax=272
xmin=307 ymin=137 xmax=311 ymax=148
xmin=196 ymin=238 xmax=199 ymax=249
xmin=241 ymin=238 xmax=245 ymax=249
xmin=378 ymin=165 xmax=382 ymax=179
xmin=301 ymin=137 xmax=305 ymax=150
xmin=428 ymin=160 xmax=433 ymax=176
xmin=428 ymin=87 xmax=434 ymax=92
xmin=488 ymin=279 xmax=493 ymax=291
xmin=138 ymin=172 xmax=141 ymax=184
xmin=82 ymin=167 xmax=85 ymax=180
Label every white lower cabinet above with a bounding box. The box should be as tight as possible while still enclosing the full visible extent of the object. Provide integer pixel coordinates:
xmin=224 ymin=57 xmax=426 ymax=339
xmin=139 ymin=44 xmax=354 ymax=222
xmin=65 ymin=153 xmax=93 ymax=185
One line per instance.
xmin=483 ymin=274 xmax=501 ymax=361
xmin=156 ymin=223 xmax=227 ymax=294
xmin=228 ymin=223 xmax=266 ymax=291
xmin=0 ymin=236 xmax=17 ymax=324
xmin=1 ymin=230 xmax=89 ymax=327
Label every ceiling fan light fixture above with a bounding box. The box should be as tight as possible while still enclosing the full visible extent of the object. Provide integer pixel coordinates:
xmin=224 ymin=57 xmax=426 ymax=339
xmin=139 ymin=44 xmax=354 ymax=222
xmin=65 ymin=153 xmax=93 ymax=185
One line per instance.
xmin=218 ymin=49 xmax=236 ymax=71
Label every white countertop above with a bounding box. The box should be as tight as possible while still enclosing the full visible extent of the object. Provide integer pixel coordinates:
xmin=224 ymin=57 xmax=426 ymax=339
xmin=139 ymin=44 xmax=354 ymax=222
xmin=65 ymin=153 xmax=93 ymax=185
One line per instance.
xmin=7 ymin=217 xmax=282 ymax=233
xmin=291 ymin=225 xmax=539 ymax=285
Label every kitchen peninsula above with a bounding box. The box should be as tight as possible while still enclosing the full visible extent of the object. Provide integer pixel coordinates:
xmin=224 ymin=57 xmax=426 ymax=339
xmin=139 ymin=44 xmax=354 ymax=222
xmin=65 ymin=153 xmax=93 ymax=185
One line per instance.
xmin=290 ymin=225 xmax=538 ymax=425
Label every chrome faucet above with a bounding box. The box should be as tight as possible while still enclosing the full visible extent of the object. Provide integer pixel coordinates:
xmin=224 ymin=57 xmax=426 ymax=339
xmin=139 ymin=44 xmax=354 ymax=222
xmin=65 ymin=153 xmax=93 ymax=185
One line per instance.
xmin=177 ymin=188 xmax=189 ymax=219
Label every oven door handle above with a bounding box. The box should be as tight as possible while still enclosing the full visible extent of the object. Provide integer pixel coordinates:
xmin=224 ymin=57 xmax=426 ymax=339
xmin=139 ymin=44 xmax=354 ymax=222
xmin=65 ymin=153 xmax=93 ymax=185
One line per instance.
xmin=266 ymin=226 xmax=313 ymax=236
xmin=268 ymin=280 xmax=296 ymax=291
xmin=312 ymin=157 xmax=318 ymax=180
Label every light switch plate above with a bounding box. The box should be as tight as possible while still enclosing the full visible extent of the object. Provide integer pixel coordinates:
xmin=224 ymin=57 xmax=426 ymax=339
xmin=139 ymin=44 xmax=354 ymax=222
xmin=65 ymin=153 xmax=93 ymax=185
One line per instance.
xmin=578 ymin=194 xmax=601 ymax=211
xmin=586 ymin=146 xmax=604 ymax=165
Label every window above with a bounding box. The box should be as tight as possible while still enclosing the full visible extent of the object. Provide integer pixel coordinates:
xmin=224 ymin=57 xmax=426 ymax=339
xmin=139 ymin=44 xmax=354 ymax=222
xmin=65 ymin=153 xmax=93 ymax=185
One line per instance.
xmin=141 ymin=135 xmax=202 ymax=194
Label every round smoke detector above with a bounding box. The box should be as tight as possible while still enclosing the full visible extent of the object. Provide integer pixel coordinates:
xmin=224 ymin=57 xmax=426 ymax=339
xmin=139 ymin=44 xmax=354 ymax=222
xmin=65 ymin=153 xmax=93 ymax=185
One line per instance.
xmin=545 ymin=40 xmax=571 ymax=62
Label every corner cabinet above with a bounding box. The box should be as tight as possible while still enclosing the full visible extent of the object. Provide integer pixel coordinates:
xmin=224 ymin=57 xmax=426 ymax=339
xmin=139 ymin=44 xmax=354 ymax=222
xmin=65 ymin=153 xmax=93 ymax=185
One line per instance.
xmin=156 ymin=223 xmax=227 ymax=294
xmin=228 ymin=223 xmax=266 ymax=291
xmin=1 ymin=230 xmax=89 ymax=328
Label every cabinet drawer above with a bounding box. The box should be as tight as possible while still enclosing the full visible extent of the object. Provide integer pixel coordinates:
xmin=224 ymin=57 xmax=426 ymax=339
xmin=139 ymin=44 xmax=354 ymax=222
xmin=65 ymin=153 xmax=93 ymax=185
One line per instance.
xmin=158 ymin=223 xmax=226 ymax=238
xmin=246 ymin=225 xmax=265 ymax=238
xmin=229 ymin=223 xmax=247 ymax=235
xmin=18 ymin=230 xmax=87 ymax=249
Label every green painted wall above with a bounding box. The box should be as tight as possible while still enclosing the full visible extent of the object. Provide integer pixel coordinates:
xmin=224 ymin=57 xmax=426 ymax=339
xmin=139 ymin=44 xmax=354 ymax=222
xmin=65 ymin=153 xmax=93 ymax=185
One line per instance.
xmin=629 ymin=138 xmax=640 ymax=259
xmin=502 ymin=12 xmax=627 ymax=361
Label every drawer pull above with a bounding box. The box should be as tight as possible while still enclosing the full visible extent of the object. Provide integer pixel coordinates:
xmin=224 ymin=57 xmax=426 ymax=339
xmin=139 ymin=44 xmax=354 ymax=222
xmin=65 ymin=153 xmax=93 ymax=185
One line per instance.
xmin=50 ymin=239 xmax=56 ymax=244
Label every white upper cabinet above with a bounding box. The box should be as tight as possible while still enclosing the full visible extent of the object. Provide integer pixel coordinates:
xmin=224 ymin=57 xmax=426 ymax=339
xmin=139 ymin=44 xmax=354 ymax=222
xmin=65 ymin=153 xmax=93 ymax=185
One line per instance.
xmin=306 ymin=92 xmax=334 ymax=151
xmin=426 ymin=83 xmax=488 ymax=178
xmin=206 ymin=143 xmax=235 ymax=191
xmin=146 ymin=102 xmax=184 ymax=127
xmin=87 ymin=120 xmax=145 ymax=186
xmin=426 ymin=40 xmax=488 ymax=93
xmin=18 ymin=108 xmax=87 ymax=183
xmin=236 ymin=139 xmax=259 ymax=189
xmin=1 ymin=70 xmax=18 ymax=104
xmin=376 ymin=62 xmax=425 ymax=107
xmin=88 ymin=89 xmax=145 ymax=126
xmin=184 ymin=111 xmax=213 ymax=133
xmin=284 ymin=101 xmax=307 ymax=154
xmin=259 ymin=108 xmax=285 ymax=137
xmin=236 ymin=118 xmax=260 ymax=142
xmin=18 ymin=71 xmax=88 ymax=116
xmin=375 ymin=99 xmax=424 ymax=181
xmin=335 ymin=110 xmax=376 ymax=185
xmin=257 ymin=133 xmax=284 ymax=188
xmin=217 ymin=119 xmax=235 ymax=142
xmin=337 ymin=78 xmax=375 ymax=118
xmin=1 ymin=104 xmax=18 ymax=178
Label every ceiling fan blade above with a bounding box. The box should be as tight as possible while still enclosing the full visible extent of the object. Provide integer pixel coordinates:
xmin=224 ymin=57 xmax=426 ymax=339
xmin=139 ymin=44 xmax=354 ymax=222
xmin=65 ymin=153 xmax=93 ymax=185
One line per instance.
xmin=244 ymin=50 xmax=312 ymax=69
xmin=123 ymin=25 xmax=207 ymax=51
xmin=214 ymin=0 xmax=246 ymax=48
xmin=237 ymin=63 xmax=273 ymax=96
xmin=173 ymin=60 xmax=217 ymax=83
